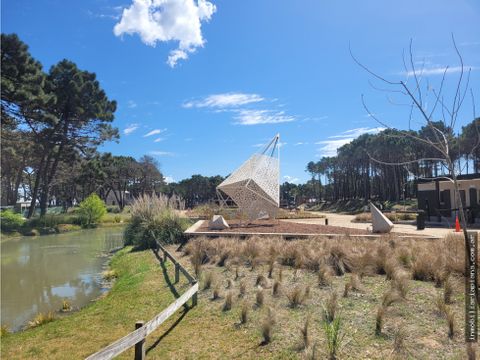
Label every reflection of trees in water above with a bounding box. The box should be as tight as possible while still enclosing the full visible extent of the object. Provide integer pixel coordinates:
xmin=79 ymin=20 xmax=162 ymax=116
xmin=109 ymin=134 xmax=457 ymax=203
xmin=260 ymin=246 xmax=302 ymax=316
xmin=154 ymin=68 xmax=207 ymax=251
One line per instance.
xmin=1 ymin=227 xmax=124 ymax=330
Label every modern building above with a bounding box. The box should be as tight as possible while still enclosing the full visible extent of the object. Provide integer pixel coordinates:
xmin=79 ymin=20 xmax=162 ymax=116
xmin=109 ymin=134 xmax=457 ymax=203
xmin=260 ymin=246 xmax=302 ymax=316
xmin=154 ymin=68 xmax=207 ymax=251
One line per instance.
xmin=417 ymin=174 xmax=480 ymax=223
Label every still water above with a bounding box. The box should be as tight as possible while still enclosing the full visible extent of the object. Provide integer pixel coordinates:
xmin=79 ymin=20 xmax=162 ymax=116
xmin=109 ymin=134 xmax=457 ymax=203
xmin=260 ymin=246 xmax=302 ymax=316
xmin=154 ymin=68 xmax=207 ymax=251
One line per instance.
xmin=1 ymin=227 xmax=124 ymax=331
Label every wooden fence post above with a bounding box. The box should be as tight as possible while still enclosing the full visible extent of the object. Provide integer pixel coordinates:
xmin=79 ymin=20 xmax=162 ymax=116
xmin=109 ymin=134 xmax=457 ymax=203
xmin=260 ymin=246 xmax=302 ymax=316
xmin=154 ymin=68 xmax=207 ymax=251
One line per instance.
xmin=134 ymin=321 xmax=145 ymax=360
xmin=192 ymin=285 xmax=198 ymax=307
xmin=175 ymin=263 xmax=180 ymax=283
xmin=325 ymin=218 xmax=328 ymax=226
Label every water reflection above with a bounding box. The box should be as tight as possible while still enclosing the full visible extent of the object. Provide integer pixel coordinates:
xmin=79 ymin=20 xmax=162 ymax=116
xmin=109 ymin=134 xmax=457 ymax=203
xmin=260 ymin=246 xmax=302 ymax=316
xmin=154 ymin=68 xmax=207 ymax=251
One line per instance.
xmin=1 ymin=227 xmax=124 ymax=331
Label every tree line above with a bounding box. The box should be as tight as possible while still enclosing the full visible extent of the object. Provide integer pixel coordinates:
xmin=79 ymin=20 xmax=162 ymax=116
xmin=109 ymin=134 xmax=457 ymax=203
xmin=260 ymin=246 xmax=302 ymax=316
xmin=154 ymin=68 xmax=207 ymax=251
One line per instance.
xmin=303 ymin=121 xmax=479 ymax=203
xmin=0 ymin=34 xmax=168 ymax=215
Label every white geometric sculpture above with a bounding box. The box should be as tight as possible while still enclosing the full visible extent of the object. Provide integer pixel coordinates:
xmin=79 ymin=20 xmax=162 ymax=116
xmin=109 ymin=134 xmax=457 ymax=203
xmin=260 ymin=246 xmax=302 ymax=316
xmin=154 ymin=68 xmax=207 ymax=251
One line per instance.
xmin=217 ymin=134 xmax=280 ymax=221
xmin=370 ymin=202 xmax=394 ymax=233
xmin=209 ymin=215 xmax=230 ymax=230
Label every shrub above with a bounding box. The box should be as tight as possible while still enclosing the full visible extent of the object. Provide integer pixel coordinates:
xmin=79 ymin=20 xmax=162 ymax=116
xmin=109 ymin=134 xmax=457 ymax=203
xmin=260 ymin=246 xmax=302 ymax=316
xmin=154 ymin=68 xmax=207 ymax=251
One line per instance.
xmin=0 ymin=210 xmax=25 ymax=232
xmin=78 ymin=194 xmax=106 ymax=227
xmin=318 ymin=265 xmax=333 ymax=288
xmin=124 ymin=194 xmax=188 ymax=249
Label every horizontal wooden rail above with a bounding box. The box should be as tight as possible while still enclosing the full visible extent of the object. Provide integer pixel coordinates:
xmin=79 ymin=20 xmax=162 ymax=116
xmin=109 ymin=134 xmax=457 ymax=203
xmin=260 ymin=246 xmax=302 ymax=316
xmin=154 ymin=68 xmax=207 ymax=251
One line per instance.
xmin=86 ymin=243 xmax=197 ymax=360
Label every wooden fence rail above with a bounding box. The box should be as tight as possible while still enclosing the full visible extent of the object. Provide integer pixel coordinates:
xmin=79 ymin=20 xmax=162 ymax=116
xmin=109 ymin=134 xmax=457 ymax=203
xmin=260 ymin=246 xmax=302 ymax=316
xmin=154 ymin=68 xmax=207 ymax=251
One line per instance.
xmin=85 ymin=242 xmax=197 ymax=360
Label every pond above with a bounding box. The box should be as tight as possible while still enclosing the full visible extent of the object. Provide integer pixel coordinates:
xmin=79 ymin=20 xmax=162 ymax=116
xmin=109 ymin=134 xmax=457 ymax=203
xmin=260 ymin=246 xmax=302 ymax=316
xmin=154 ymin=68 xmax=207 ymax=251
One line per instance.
xmin=1 ymin=227 xmax=125 ymax=331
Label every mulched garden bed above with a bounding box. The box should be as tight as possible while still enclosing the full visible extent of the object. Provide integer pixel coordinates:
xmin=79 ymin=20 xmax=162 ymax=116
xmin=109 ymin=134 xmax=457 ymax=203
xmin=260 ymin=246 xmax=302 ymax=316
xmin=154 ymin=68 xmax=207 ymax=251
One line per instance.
xmin=197 ymin=219 xmax=370 ymax=235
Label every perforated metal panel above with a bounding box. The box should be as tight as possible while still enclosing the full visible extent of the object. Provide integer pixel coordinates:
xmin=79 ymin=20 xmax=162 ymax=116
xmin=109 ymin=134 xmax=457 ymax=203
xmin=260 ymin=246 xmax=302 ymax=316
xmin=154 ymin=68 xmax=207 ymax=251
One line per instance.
xmin=217 ymin=135 xmax=280 ymax=221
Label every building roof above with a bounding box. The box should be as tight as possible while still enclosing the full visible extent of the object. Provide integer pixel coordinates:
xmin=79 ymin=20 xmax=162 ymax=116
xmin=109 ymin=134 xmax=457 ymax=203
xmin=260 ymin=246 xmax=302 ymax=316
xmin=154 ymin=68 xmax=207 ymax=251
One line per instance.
xmin=416 ymin=173 xmax=480 ymax=184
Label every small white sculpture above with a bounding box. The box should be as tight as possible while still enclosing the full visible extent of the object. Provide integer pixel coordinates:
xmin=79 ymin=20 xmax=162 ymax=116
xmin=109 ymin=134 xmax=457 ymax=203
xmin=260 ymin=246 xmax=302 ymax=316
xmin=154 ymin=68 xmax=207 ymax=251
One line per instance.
xmin=370 ymin=202 xmax=394 ymax=233
xmin=209 ymin=215 xmax=230 ymax=230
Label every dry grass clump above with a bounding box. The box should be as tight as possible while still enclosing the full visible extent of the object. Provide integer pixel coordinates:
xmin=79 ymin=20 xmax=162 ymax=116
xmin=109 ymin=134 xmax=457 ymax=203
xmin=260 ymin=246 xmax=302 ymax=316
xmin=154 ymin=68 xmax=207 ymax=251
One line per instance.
xmin=102 ymin=269 xmax=118 ymax=281
xmin=287 ymin=286 xmax=307 ymax=308
xmin=256 ymin=274 xmax=268 ymax=288
xmin=28 ymin=312 xmax=55 ymax=329
xmin=188 ymin=238 xmax=211 ymax=276
xmin=260 ymin=309 xmax=276 ymax=345
xmin=445 ymin=308 xmax=455 ymax=339
xmin=343 ymin=282 xmax=351 ymax=298
xmin=327 ymin=244 xmax=353 ymax=276
xmin=256 ymin=290 xmax=265 ymax=307
xmin=375 ymin=306 xmax=385 ymax=336
xmin=267 ymin=256 xmax=275 ymax=278
xmin=272 ymin=280 xmax=281 ymax=297
xmin=318 ymin=264 xmax=333 ymax=288
xmin=382 ymin=288 xmax=401 ymax=307
xmin=238 ymin=281 xmax=246 ymax=298
xmin=1 ymin=325 xmax=10 ymax=337
xmin=203 ymin=271 xmax=215 ymax=290
xmin=300 ymin=316 xmax=310 ymax=349
xmin=61 ymin=300 xmax=72 ymax=312
xmin=226 ymin=279 xmax=233 ymax=289
xmin=393 ymin=327 xmax=409 ymax=356
xmin=396 ymin=247 xmax=412 ymax=268
xmin=391 ymin=274 xmax=410 ymax=299
xmin=212 ymin=286 xmax=221 ymax=300
xmin=323 ymin=291 xmax=338 ymax=323
xmin=323 ymin=316 xmax=344 ymax=360
xmin=243 ymin=237 xmax=261 ymax=269
xmin=240 ymin=301 xmax=249 ymax=324
xmin=411 ymin=251 xmax=436 ymax=281
xmin=443 ymin=277 xmax=454 ymax=304
xmin=223 ymin=292 xmax=233 ymax=311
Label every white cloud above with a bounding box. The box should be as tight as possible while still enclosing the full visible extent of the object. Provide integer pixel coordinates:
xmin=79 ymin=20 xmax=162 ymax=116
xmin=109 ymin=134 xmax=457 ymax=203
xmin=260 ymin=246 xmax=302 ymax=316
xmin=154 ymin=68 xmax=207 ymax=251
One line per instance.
xmin=283 ymin=175 xmax=300 ymax=184
xmin=234 ymin=109 xmax=296 ymax=125
xmin=154 ymin=137 xmax=164 ymax=142
xmin=183 ymin=93 xmax=264 ymax=108
xmin=164 ymin=175 xmax=175 ymax=183
xmin=294 ymin=142 xmax=308 ymax=146
xmin=143 ymin=128 xmax=166 ymax=137
xmin=149 ymin=150 xmax=175 ymax=156
xmin=127 ymin=100 xmax=137 ymax=108
xmin=316 ymin=127 xmax=385 ymax=157
xmin=123 ymin=123 xmax=140 ymax=135
xmin=403 ymin=65 xmax=476 ymax=77
xmin=114 ymin=0 xmax=216 ymax=67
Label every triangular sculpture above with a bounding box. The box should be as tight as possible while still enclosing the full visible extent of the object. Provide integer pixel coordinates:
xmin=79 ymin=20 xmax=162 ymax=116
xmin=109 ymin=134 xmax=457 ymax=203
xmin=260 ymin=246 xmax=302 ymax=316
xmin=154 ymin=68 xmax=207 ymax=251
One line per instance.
xmin=217 ymin=134 xmax=280 ymax=221
xmin=370 ymin=202 xmax=394 ymax=233
xmin=209 ymin=215 xmax=230 ymax=230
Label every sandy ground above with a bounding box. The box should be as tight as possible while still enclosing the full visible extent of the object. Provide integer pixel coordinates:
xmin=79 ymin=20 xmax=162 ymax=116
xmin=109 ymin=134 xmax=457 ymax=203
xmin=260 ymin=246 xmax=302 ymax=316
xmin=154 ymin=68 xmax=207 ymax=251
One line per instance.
xmin=281 ymin=212 xmax=459 ymax=238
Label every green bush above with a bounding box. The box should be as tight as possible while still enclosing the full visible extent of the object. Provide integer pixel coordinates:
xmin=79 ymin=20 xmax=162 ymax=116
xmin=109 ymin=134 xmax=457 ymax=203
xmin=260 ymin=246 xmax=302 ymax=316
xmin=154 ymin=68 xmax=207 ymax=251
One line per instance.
xmin=106 ymin=205 xmax=121 ymax=213
xmin=27 ymin=214 xmax=79 ymax=228
xmin=78 ymin=194 xmax=107 ymax=227
xmin=0 ymin=210 xmax=25 ymax=232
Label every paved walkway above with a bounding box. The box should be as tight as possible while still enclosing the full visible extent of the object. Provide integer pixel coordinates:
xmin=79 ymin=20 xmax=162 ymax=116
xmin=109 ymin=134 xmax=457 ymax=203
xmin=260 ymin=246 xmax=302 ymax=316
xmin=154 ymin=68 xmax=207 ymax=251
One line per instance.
xmin=282 ymin=212 xmax=459 ymax=238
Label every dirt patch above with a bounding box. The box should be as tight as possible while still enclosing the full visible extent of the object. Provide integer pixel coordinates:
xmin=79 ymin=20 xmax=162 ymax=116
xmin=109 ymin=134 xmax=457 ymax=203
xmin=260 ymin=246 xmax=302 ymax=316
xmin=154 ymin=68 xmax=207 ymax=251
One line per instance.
xmin=197 ymin=219 xmax=370 ymax=235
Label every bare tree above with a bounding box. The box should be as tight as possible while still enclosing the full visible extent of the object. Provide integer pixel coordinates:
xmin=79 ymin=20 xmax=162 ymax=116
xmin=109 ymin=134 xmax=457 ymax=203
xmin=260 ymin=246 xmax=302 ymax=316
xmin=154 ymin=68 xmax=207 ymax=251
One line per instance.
xmin=351 ymin=35 xmax=478 ymax=358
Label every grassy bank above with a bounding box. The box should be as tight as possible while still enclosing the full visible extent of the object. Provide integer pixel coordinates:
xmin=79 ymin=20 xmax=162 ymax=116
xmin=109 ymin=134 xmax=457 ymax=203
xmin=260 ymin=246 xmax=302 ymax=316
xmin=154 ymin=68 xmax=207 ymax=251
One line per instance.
xmin=0 ymin=247 xmax=183 ymax=359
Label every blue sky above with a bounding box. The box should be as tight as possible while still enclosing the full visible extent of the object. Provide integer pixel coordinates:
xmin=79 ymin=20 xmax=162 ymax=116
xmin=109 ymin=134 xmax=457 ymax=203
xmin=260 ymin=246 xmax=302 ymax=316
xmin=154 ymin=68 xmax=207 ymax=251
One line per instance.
xmin=2 ymin=0 xmax=480 ymax=184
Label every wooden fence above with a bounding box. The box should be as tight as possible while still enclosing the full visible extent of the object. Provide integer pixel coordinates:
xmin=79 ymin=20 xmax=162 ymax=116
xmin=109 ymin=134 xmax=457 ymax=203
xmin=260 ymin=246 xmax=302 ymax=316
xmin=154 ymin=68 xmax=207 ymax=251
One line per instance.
xmin=85 ymin=242 xmax=198 ymax=360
